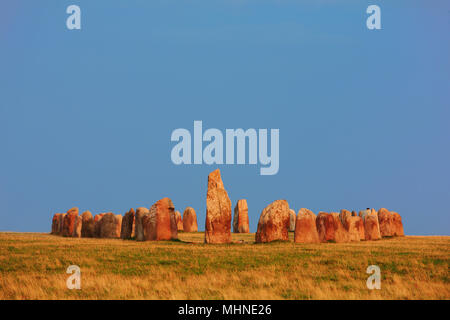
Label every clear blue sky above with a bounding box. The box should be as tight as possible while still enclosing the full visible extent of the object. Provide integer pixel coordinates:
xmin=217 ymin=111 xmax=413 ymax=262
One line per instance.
xmin=1 ymin=1 xmax=449 ymax=235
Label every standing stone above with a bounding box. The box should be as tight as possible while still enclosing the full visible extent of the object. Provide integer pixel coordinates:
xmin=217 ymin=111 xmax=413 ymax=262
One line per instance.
xmin=391 ymin=211 xmax=405 ymax=236
xmin=378 ymin=208 xmax=395 ymax=237
xmin=81 ymin=211 xmax=95 ymax=238
xmin=233 ymin=199 xmax=250 ymax=233
xmin=135 ymin=207 xmax=149 ymax=241
xmin=58 ymin=214 xmax=66 ymax=235
xmin=51 ymin=213 xmax=64 ymax=234
xmin=99 ymin=213 xmax=122 ymax=238
xmin=294 ymin=208 xmax=320 ymax=243
xmin=93 ymin=213 xmax=105 ymax=238
xmin=205 ymin=169 xmax=232 ymax=244
xmin=340 ymin=209 xmax=362 ymax=242
xmin=183 ymin=207 xmax=198 ymax=232
xmin=316 ymin=212 xmax=350 ymax=243
xmin=255 ymin=200 xmax=290 ymax=243
xmin=359 ymin=209 xmax=381 ymax=240
xmin=174 ymin=210 xmax=183 ymax=231
xmin=73 ymin=216 xmax=82 ymax=238
xmin=121 ymin=208 xmax=135 ymax=239
xmin=289 ymin=209 xmax=296 ymax=232
xmin=62 ymin=208 xmax=79 ymax=237
xmin=142 ymin=198 xmax=178 ymax=241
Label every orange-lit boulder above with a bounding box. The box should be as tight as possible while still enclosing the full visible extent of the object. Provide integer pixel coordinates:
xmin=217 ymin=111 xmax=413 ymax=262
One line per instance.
xmin=143 ymin=197 xmax=178 ymax=241
xmin=81 ymin=211 xmax=94 ymax=238
xmin=51 ymin=213 xmax=64 ymax=235
xmin=174 ymin=210 xmax=183 ymax=231
xmin=255 ymin=200 xmax=290 ymax=243
xmin=289 ymin=209 xmax=296 ymax=232
xmin=99 ymin=213 xmax=122 ymax=238
xmin=294 ymin=208 xmax=320 ymax=243
xmin=340 ymin=209 xmax=363 ymax=242
xmin=205 ymin=169 xmax=232 ymax=244
xmin=62 ymin=208 xmax=79 ymax=237
xmin=73 ymin=215 xmax=82 ymax=238
xmin=183 ymin=207 xmax=198 ymax=232
xmin=135 ymin=207 xmax=149 ymax=241
xmin=316 ymin=212 xmax=350 ymax=243
xmin=392 ymin=211 xmax=405 ymax=236
xmin=233 ymin=199 xmax=250 ymax=233
xmin=359 ymin=209 xmax=381 ymax=240
xmin=121 ymin=208 xmax=135 ymax=239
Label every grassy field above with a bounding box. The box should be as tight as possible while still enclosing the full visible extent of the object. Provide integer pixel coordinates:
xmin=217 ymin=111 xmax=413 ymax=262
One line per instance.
xmin=0 ymin=232 xmax=448 ymax=300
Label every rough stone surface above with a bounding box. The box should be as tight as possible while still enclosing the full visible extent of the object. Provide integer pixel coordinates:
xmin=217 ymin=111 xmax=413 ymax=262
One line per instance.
xmin=99 ymin=213 xmax=122 ymax=238
xmin=255 ymin=200 xmax=290 ymax=243
xmin=81 ymin=211 xmax=95 ymax=238
xmin=174 ymin=210 xmax=183 ymax=231
xmin=233 ymin=199 xmax=250 ymax=233
xmin=143 ymin=198 xmax=178 ymax=241
xmin=289 ymin=209 xmax=296 ymax=232
xmin=340 ymin=209 xmax=363 ymax=242
xmin=183 ymin=207 xmax=198 ymax=232
xmin=392 ymin=211 xmax=405 ymax=236
xmin=121 ymin=208 xmax=135 ymax=239
xmin=205 ymin=169 xmax=232 ymax=244
xmin=62 ymin=208 xmax=79 ymax=237
xmin=316 ymin=212 xmax=350 ymax=243
xmin=359 ymin=209 xmax=381 ymax=240
xmin=94 ymin=213 xmax=105 ymax=238
xmin=135 ymin=207 xmax=149 ymax=241
xmin=378 ymin=208 xmax=395 ymax=237
xmin=294 ymin=208 xmax=320 ymax=243
xmin=51 ymin=213 xmax=64 ymax=235
xmin=73 ymin=216 xmax=82 ymax=238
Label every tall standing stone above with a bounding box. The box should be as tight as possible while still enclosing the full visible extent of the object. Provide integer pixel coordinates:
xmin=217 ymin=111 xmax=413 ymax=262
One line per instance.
xmin=81 ymin=211 xmax=95 ymax=238
xmin=294 ymin=208 xmax=320 ymax=243
xmin=255 ymin=200 xmax=290 ymax=243
xmin=183 ymin=207 xmax=198 ymax=232
xmin=99 ymin=213 xmax=122 ymax=238
xmin=174 ymin=210 xmax=183 ymax=231
xmin=378 ymin=208 xmax=395 ymax=237
xmin=73 ymin=216 xmax=82 ymax=238
xmin=316 ymin=212 xmax=350 ymax=243
xmin=135 ymin=207 xmax=149 ymax=241
xmin=205 ymin=169 xmax=232 ymax=244
xmin=233 ymin=199 xmax=250 ymax=233
xmin=121 ymin=208 xmax=135 ymax=239
xmin=51 ymin=213 xmax=64 ymax=234
xmin=359 ymin=209 xmax=381 ymax=240
xmin=391 ymin=211 xmax=405 ymax=236
xmin=340 ymin=209 xmax=363 ymax=242
xmin=142 ymin=198 xmax=178 ymax=241
xmin=289 ymin=209 xmax=296 ymax=232
xmin=62 ymin=208 xmax=79 ymax=237
xmin=93 ymin=213 xmax=106 ymax=238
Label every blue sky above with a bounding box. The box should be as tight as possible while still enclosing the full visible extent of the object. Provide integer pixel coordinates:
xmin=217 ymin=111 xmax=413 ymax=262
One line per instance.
xmin=1 ymin=0 xmax=449 ymax=234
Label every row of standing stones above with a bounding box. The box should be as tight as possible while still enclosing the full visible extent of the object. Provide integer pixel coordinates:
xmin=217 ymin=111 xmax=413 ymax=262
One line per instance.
xmin=51 ymin=169 xmax=404 ymax=243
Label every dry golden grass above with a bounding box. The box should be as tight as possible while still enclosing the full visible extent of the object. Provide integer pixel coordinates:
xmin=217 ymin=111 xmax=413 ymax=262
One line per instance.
xmin=0 ymin=232 xmax=448 ymax=300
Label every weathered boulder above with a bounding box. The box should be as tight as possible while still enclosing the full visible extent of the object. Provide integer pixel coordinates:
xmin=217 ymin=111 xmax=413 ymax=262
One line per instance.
xmin=340 ymin=209 xmax=363 ymax=242
xmin=183 ymin=207 xmax=198 ymax=232
xmin=62 ymin=208 xmax=79 ymax=237
xmin=81 ymin=211 xmax=95 ymax=238
xmin=51 ymin=213 xmax=64 ymax=235
xmin=142 ymin=197 xmax=178 ymax=241
xmin=93 ymin=213 xmax=106 ymax=238
xmin=392 ymin=211 xmax=405 ymax=236
xmin=255 ymin=200 xmax=290 ymax=243
xmin=294 ymin=208 xmax=320 ymax=243
xmin=99 ymin=213 xmax=122 ymax=238
xmin=121 ymin=208 xmax=135 ymax=239
xmin=289 ymin=209 xmax=296 ymax=232
xmin=174 ymin=210 xmax=183 ymax=231
xmin=316 ymin=212 xmax=350 ymax=243
xmin=135 ymin=207 xmax=149 ymax=241
xmin=359 ymin=209 xmax=381 ymax=240
xmin=205 ymin=169 xmax=232 ymax=244
xmin=73 ymin=215 xmax=82 ymax=238
xmin=233 ymin=199 xmax=250 ymax=233
xmin=378 ymin=208 xmax=395 ymax=237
